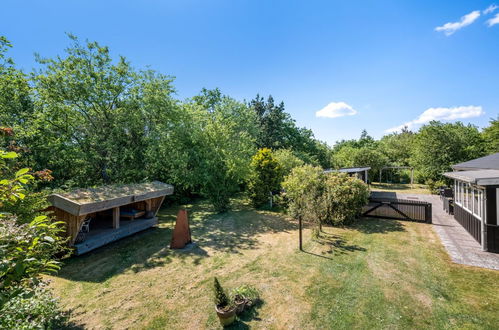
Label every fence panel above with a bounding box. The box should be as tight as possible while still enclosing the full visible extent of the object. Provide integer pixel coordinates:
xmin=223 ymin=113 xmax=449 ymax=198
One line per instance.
xmin=362 ymin=198 xmax=432 ymax=223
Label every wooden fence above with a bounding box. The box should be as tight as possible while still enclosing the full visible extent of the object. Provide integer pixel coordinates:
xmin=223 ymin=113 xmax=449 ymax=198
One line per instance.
xmin=362 ymin=198 xmax=432 ymax=223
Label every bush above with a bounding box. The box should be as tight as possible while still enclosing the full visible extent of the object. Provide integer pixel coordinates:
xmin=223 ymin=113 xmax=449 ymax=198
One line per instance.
xmin=283 ymin=166 xmax=369 ymax=227
xmin=0 ymin=283 xmax=67 ymax=329
xmin=0 ymin=148 xmax=67 ymax=328
xmin=426 ymin=179 xmax=447 ymax=194
xmin=323 ymin=172 xmax=370 ymax=225
xmin=248 ymin=148 xmax=283 ymax=207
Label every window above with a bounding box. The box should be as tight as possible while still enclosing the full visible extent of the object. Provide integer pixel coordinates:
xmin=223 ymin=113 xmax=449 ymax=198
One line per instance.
xmin=454 ymin=181 xmax=483 ymax=219
xmin=473 ymin=190 xmax=479 ymax=215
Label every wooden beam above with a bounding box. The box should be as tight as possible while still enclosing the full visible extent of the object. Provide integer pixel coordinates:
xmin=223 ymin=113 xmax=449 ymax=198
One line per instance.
xmin=113 ymin=207 xmax=120 ymax=229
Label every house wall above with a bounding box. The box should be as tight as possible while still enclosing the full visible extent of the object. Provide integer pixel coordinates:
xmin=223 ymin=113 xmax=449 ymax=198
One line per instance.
xmin=454 ymin=203 xmax=482 ymax=244
xmin=485 ymin=186 xmax=499 ymax=252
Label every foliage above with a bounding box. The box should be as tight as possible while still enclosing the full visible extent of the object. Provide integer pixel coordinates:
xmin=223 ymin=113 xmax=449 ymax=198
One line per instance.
xmin=0 ymin=283 xmax=67 ymax=329
xmin=231 ymin=285 xmax=260 ymax=302
xmin=322 ymin=172 xmax=370 ymax=225
xmin=191 ymin=89 xmax=258 ymax=211
xmin=282 ymin=165 xmax=325 ymax=223
xmin=426 ymin=179 xmax=447 ymax=194
xmin=248 ymin=148 xmax=283 ymax=207
xmin=249 ymin=95 xmax=332 ymax=168
xmin=409 ymin=121 xmax=485 ymax=182
xmin=482 ymin=116 xmax=499 ymax=153
xmin=273 ymin=148 xmax=305 ymax=177
xmin=0 ymin=148 xmax=67 ymax=327
xmin=283 ymin=166 xmax=369 ymax=227
xmin=213 ymin=277 xmax=230 ymax=308
xmin=379 ymin=127 xmax=415 ymax=166
xmin=332 ymin=144 xmax=388 ymax=182
xmin=0 ymin=37 xmax=33 ymax=129
xmin=0 ymin=216 xmax=65 ymax=295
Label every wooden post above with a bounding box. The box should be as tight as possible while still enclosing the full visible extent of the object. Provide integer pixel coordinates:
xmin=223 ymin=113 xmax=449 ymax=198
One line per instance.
xmin=145 ymin=199 xmax=153 ymax=218
xmin=411 ymin=168 xmax=414 ymax=187
xmin=379 ymin=169 xmax=382 ymax=184
xmin=112 ymin=207 xmax=120 ymax=229
xmin=299 ymin=216 xmax=303 ymax=251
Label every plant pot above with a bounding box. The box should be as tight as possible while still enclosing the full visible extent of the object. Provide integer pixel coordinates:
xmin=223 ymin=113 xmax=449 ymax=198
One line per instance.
xmin=234 ymin=298 xmax=247 ymax=314
xmin=215 ymin=305 xmax=236 ymax=326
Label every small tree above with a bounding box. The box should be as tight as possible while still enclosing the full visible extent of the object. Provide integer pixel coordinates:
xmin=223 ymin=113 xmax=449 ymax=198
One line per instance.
xmin=213 ymin=277 xmax=230 ymax=308
xmin=248 ymin=148 xmax=283 ymax=207
xmin=283 ymin=166 xmax=369 ymax=236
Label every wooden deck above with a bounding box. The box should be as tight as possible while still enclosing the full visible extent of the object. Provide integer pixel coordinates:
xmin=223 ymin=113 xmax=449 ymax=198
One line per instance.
xmin=74 ymin=217 xmax=158 ymax=255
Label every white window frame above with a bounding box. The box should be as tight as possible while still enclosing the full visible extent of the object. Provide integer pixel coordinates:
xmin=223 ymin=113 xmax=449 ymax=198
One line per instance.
xmin=454 ymin=180 xmax=483 ymax=220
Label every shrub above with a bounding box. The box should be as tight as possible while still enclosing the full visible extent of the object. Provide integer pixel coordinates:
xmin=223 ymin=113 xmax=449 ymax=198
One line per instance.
xmin=213 ymin=277 xmax=230 ymax=309
xmin=426 ymin=179 xmax=447 ymax=194
xmin=0 ymin=283 xmax=67 ymax=329
xmin=0 ymin=216 xmax=65 ymax=294
xmin=248 ymin=148 xmax=283 ymax=207
xmin=323 ymin=172 xmax=370 ymax=225
xmin=0 ymin=148 xmax=67 ymax=328
xmin=283 ymin=166 xmax=369 ymax=227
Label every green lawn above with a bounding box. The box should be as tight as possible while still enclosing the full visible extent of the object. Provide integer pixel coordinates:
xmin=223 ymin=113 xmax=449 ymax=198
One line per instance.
xmin=49 ymin=198 xmax=499 ymax=329
xmin=370 ymin=182 xmax=432 ymax=195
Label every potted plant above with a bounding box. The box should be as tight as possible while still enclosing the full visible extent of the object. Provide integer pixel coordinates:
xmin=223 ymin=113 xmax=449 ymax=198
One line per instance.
xmin=213 ymin=277 xmax=236 ymax=326
xmin=231 ymin=285 xmax=260 ymax=314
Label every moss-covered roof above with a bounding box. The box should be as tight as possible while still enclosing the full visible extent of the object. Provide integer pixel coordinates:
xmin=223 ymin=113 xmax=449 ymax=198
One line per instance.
xmin=56 ymin=181 xmax=173 ymax=204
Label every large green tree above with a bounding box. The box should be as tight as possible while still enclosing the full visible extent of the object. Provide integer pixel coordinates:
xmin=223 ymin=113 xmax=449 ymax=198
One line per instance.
xmin=248 ymin=94 xmax=332 ymax=168
xmin=0 ymin=37 xmax=33 ymax=129
xmin=482 ymin=116 xmax=499 ymax=153
xmin=410 ymin=121 xmax=485 ymax=182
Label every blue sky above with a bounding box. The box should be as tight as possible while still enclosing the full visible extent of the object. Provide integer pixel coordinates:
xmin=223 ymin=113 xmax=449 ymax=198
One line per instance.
xmin=1 ymin=0 xmax=498 ymax=145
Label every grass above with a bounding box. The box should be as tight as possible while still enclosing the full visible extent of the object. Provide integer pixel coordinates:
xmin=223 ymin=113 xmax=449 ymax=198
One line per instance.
xmin=48 ymin=198 xmax=499 ymax=329
xmin=370 ymin=182 xmax=432 ymax=195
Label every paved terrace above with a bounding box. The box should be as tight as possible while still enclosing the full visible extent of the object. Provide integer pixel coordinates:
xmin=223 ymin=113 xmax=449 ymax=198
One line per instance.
xmin=371 ymin=191 xmax=499 ymax=271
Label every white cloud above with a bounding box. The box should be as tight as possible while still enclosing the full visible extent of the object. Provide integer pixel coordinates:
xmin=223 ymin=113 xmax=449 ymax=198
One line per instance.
xmin=487 ymin=13 xmax=499 ymax=26
xmin=315 ymin=101 xmax=357 ymax=118
xmin=484 ymin=4 xmax=498 ymax=14
xmin=435 ymin=10 xmax=481 ymax=36
xmin=385 ymin=105 xmax=484 ymax=133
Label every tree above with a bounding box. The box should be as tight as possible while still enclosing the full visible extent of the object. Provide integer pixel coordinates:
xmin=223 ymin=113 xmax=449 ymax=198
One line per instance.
xmin=248 ymin=148 xmax=283 ymax=207
xmin=482 ymin=116 xmax=499 ymax=153
xmin=28 ymin=34 xmax=177 ymax=186
xmin=0 ymin=36 xmax=33 ymax=129
xmin=410 ymin=121 xmax=486 ymax=182
xmin=332 ymin=144 xmax=388 ymax=181
xmin=273 ymin=149 xmax=304 ymax=177
xmin=248 ymin=94 xmax=333 ymax=168
xmin=379 ymin=127 xmax=415 ymax=166
xmin=190 ymin=89 xmax=258 ymax=212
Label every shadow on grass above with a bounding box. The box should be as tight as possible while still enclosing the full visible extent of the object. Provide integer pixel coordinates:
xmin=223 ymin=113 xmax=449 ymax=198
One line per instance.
xmin=226 ymin=299 xmax=264 ymax=329
xmin=352 ymin=217 xmax=406 ymax=234
xmin=56 ymin=199 xmax=295 ymax=283
xmin=300 ymin=217 xmax=406 ymax=260
xmin=302 ymin=230 xmax=366 ymax=259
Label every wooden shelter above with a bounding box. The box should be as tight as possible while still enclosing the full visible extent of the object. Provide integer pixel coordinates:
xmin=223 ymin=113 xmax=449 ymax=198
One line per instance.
xmin=324 ymin=167 xmax=370 ymax=183
xmin=47 ymin=181 xmax=174 ymax=255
